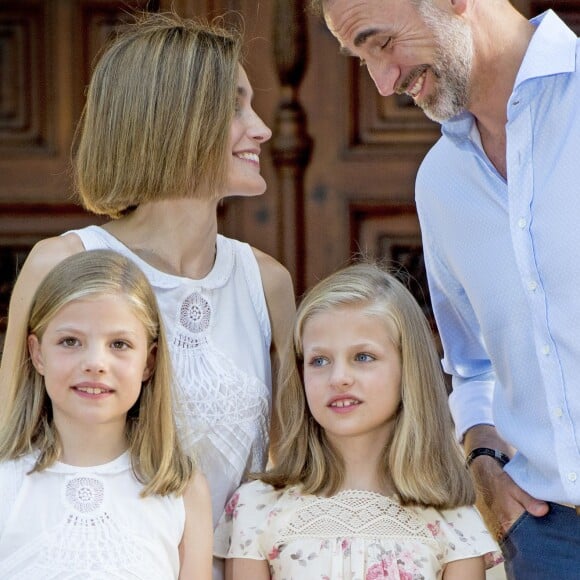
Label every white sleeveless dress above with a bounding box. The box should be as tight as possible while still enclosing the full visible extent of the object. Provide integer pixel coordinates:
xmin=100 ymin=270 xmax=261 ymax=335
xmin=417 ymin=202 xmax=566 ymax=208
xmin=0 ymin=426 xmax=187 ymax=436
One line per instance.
xmin=0 ymin=452 xmax=184 ymax=579
xmin=65 ymin=226 xmax=273 ymax=580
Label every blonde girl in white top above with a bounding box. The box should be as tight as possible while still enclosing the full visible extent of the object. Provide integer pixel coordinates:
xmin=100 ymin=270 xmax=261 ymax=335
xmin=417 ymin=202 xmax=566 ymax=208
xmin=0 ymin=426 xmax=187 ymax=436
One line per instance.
xmin=216 ymin=263 xmax=501 ymax=579
xmin=0 ymin=249 xmax=212 ymax=579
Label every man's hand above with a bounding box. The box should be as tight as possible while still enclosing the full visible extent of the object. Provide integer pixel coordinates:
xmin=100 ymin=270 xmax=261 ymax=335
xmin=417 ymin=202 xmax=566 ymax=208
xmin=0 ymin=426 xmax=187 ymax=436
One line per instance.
xmin=469 ymin=455 xmax=549 ymax=540
xmin=465 ymin=425 xmax=549 ymax=540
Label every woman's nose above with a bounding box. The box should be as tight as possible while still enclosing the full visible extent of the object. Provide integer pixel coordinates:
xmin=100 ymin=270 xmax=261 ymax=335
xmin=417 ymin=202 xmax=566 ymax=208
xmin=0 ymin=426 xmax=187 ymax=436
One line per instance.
xmin=249 ymin=110 xmax=272 ymax=143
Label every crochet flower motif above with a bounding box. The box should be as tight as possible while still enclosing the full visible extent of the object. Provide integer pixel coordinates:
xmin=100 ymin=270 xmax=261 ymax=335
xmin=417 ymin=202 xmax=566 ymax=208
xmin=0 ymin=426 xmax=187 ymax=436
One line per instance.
xmin=65 ymin=476 xmax=105 ymax=513
xmin=179 ymin=292 xmax=211 ymax=334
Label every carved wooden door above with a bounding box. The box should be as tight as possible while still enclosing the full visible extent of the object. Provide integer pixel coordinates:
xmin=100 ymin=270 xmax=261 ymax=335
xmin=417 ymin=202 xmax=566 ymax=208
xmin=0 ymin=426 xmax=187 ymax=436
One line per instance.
xmin=1 ymin=0 xmax=579 ymax=341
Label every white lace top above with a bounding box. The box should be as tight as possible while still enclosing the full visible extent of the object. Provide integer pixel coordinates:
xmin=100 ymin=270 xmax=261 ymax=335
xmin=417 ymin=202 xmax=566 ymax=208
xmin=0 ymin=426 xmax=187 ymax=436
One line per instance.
xmin=0 ymin=452 xmax=184 ymax=579
xmin=67 ymin=226 xmax=272 ymax=580
xmin=214 ymin=480 xmax=502 ymax=579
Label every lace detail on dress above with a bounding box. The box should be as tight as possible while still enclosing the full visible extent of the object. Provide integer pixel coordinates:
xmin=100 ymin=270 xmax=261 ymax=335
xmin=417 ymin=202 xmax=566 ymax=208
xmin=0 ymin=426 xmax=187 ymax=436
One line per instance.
xmin=172 ymin=348 xmax=270 ymax=479
xmin=174 ymin=291 xmax=211 ymax=349
xmin=179 ymin=292 xmax=211 ymax=334
xmin=281 ymin=491 xmax=436 ymax=543
xmin=65 ymin=477 xmax=105 ymax=513
xmin=169 ymin=288 xmax=270 ymax=485
xmin=0 ymin=472 xmax=166 ymax=579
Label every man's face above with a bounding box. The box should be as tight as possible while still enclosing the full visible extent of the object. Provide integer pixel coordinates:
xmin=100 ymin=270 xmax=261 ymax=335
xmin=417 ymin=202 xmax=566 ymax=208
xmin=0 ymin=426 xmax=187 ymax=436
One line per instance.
xmin=324 ymin=0 xmax=474 ymax=122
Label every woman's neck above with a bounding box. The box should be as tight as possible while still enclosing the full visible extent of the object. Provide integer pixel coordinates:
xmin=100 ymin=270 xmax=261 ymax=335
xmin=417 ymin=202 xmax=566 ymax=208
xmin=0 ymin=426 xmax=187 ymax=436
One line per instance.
xmin=103 ymin=197 xmax=220 ymax=279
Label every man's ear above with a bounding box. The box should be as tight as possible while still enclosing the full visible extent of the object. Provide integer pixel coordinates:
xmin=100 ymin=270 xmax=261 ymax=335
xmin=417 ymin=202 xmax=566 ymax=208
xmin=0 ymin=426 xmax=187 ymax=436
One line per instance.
xmin=142 ymin=342 xmax=157 ymax=382
xmin=28 ymin=334 xmax=45 ymax=375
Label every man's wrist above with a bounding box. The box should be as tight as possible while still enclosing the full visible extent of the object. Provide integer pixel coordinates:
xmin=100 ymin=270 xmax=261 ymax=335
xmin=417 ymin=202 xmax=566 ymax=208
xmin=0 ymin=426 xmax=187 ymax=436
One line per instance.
xmin=466 ymin=447 xmax=510 ymax=468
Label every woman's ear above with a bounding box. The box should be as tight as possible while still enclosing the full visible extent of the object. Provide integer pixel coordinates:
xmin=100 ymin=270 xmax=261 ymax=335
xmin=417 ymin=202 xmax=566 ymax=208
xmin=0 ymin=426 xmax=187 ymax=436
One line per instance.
xmin=28 ymin=334 xmax=45 ymax=375
xmin=142 ymin=342 xmax=157 ymax=382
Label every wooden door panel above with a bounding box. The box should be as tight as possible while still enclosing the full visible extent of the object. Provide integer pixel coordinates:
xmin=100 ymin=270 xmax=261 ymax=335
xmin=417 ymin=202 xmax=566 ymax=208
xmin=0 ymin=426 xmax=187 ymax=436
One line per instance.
xmin=1 ymin=0 xmax=579 ymax=342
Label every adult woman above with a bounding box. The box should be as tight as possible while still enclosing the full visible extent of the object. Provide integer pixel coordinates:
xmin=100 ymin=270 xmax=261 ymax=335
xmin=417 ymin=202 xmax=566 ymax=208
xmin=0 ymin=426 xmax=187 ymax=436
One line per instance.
xmin=0 ymin=12 xmax=295 ymax=580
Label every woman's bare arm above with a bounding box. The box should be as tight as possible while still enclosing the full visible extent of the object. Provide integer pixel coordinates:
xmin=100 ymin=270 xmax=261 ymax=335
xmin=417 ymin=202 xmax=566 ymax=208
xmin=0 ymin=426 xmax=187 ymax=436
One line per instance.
xmin=254 ymin=248 xmax=295 ymax=462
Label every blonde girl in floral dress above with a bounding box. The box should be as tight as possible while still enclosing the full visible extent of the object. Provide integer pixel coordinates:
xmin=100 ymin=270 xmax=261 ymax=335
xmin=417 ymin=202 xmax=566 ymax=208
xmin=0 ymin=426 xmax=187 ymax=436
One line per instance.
xmin=215 ymin=263 xmax=501 ymax=579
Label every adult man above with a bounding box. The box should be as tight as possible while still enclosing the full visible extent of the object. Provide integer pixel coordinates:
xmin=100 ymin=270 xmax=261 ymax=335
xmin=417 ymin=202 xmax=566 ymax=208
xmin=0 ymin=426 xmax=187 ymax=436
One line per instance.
xmin=311 ymin=0 xmax=580 ymax=577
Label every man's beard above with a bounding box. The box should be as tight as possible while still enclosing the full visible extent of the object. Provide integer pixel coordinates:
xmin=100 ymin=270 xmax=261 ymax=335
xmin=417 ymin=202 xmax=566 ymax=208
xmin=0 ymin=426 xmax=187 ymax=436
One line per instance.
xmin=412 ymin=1 xmax=474 ymax=122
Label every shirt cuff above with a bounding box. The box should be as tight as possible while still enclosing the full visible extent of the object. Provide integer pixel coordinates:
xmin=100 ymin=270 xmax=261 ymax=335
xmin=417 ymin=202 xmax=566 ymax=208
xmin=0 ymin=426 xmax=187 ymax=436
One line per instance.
xmin=449 ymin=375 xmax=495 ymax=442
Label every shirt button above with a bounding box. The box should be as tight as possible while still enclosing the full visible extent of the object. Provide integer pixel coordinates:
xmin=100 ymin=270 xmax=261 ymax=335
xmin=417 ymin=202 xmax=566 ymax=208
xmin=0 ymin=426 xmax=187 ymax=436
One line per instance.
xmin=554 ymin=407 xmax=563 ymax=418
xmin=541 ymin=344 xmax=550 ymax=355
xmin=528 ymin=281 xmax=538 ymax=291
xmin=517 ymin=218 xmax=527 ymax=229
xmin=568 ymin=472 xmax=577 ymax=482
xmin=513 ymin=99 xmax=520 ymax=106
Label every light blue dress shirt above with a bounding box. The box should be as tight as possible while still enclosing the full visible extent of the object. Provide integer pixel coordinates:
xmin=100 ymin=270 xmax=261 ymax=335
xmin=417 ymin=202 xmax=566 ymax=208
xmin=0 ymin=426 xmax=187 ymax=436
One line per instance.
xmin=416 ymin=10 xmax=580 ymax=504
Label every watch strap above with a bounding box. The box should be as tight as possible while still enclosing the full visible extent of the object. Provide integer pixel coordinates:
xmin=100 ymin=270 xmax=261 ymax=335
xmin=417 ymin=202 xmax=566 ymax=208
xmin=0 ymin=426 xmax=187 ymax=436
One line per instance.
xmin=466 ymin=447 xmax=510 ymax=468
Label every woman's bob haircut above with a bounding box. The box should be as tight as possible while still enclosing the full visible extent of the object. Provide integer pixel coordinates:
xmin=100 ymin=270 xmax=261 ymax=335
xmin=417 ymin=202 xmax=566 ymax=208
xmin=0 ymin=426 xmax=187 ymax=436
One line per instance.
xmin=74 ymin=12 xmax=242 ymax=218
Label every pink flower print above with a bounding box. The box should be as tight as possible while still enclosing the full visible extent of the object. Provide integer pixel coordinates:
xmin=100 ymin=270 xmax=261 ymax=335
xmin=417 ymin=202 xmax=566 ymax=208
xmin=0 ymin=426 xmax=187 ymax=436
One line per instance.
xmin=341 ymin=538 xmax=351 ymax=555
xmin=224 ymin=492 xmax=239 ymax=521
xmin=366 ymin=559 xmax=389 ymax=580
xmin=268 ymin=544 xmax=284 ymax=561
xmin=268 ymin=506 xmax=283 ymax=523
xmin=427 ymin=520 xmax=441 ymax=537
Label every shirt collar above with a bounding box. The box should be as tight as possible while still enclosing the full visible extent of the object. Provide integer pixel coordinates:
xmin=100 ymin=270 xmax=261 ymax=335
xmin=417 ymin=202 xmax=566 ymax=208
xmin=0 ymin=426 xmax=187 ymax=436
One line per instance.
xmin=441 ymin=10 xmax=577 ymax=144
xmin=515 ymin=9 xmax=577 ymax=87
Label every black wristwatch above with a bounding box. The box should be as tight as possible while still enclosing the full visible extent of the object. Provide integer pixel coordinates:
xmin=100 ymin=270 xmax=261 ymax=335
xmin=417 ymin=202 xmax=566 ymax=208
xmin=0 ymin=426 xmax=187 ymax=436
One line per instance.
xmin=466 ymin=447 xmax=510 ymax=468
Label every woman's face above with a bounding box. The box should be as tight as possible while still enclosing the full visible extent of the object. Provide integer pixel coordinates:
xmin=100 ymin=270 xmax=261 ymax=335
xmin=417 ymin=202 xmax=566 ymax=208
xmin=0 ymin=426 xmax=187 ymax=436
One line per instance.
xmin=224 ymin=66 xmax=272 ymax=199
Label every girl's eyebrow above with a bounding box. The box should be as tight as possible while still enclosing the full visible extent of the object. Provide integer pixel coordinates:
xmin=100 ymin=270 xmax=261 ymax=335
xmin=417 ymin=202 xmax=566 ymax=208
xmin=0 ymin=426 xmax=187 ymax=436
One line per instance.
xmin=53 ymin=326 xmax=139 ymax=337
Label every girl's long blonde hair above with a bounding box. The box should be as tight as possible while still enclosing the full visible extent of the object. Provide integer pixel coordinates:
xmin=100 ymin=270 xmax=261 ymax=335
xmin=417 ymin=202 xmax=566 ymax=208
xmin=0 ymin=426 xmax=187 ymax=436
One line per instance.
xmin=0 ymin=249 xmax=193 ymax=496
xmin=261 ymin=262 xmax=475 ymax=508
xmin=74 ymin=12 xmax=242 ymax=218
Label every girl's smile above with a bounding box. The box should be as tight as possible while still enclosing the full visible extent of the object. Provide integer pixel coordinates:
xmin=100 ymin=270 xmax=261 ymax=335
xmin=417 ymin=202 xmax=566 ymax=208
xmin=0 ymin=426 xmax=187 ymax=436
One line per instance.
xmin=28 ymin=294 xmax=155 ymax=433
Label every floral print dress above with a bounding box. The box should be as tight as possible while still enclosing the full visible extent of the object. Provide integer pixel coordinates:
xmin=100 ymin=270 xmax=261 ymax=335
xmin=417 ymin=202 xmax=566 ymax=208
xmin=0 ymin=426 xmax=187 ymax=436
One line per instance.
xmin=214 ymin=480 xmax=501 ymax=580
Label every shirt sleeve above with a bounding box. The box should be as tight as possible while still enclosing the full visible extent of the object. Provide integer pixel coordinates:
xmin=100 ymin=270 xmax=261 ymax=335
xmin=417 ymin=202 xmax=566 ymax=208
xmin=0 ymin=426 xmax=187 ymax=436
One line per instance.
xmin=213 ymin=480 xmax=279 ymax=561
xmin=428 ymin=506 xmax=503 ymax=569
xmin=417 ymin=199 xmax=496 ymax=441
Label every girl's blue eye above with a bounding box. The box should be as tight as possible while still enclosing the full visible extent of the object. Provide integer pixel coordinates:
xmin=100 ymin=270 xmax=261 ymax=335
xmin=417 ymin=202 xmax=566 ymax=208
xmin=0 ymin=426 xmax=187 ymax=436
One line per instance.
xmin=355 ymin=352 xmax=374 ymax=362
xmin=310 ymin=356 xmax=328 ymax=367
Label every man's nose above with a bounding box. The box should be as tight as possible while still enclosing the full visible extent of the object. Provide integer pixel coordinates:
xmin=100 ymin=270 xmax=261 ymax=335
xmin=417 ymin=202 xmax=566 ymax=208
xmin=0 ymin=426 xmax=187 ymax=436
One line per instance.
xmin=367 ymin=62 xmax=400 ymax=97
